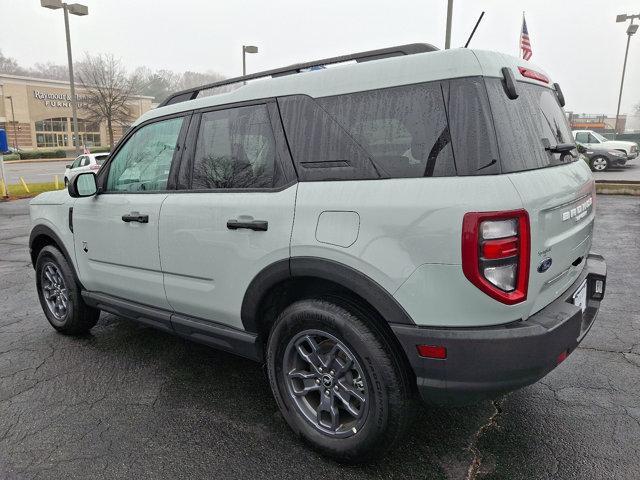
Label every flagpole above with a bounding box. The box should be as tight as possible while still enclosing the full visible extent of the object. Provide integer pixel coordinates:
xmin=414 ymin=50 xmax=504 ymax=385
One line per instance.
xmin=518 ymin=12 xmax=524 ymax=58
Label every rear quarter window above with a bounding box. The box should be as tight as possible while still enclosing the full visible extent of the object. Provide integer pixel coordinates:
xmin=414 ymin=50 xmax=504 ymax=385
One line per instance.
xmin=278 ymin=82 xmax=456 ymax=180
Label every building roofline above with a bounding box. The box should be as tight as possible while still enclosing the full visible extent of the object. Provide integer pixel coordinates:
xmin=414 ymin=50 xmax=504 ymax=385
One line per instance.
xmin=0 ymin=72 xmax=154 ymax=100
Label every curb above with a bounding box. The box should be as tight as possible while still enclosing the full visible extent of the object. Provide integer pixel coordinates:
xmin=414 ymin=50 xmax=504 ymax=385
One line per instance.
xmin=596 ymin=182 xmax=640 ymax=196
xmin=3 ymin=157 xmax=75 ymax=164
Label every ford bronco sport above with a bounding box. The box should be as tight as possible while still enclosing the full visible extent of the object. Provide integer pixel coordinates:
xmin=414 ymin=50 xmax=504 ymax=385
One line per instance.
xmin=29 ymin=44 xmax=607 ymax=462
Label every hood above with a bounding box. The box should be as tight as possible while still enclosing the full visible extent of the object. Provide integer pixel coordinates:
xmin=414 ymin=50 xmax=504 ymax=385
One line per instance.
xmin=585 ymin=142 xmax=630 ymax=152
xmin=29 ymin=189 xmax=71 ymax=206
xmin=602 ymin=140 xmax=637 ymax=149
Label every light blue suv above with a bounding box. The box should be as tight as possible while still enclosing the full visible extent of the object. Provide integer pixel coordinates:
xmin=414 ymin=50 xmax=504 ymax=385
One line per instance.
xmin=29 ymin=44 xmax=607 ymax=462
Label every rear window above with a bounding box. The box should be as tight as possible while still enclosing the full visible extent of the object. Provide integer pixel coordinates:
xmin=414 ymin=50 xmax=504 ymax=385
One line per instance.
xmin=485 ymin=78 xmax=576 ymax=173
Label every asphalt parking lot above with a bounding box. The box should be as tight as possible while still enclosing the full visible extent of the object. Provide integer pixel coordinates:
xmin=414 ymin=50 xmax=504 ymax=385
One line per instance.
xmin=593 ymin=162 xmax=640 ymax=182
xmin=0 ymin=195 xmax=639 ymax=480
xmin=2 ymin=161 xmax=70 ymax=185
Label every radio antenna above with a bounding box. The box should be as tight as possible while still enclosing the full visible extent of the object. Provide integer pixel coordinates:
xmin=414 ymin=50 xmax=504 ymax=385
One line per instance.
xmin=464 ymin=11 xmax=485 ymax=48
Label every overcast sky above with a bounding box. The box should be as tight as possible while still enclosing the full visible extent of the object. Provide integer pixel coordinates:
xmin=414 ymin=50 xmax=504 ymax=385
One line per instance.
xmin=1 ymin=0 xmax=639 ymax=114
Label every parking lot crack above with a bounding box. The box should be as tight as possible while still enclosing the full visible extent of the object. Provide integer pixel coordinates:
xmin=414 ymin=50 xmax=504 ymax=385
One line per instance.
xmin=465 ymin=395 xmax=506 ymax=480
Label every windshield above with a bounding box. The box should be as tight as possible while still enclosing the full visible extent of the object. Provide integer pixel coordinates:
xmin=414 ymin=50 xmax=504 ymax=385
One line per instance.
xmin=591 ymin=131 xmax=609 ymax=143
xmin=485 ymin=78 xmax=576 ymax=173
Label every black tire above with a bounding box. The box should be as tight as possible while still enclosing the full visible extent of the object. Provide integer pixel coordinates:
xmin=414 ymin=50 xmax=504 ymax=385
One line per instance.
xmin=266 ymin=298 xmax=413 ymax=463
xmin=590 ymin=156 xmax=609 ymax=172
xmin=35 ymin=245 xmax=99 ymax=335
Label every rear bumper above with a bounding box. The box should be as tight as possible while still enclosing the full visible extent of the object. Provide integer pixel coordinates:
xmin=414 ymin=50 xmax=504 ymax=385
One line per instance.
xmin=392 ymin=253 xmax=607 ymax=405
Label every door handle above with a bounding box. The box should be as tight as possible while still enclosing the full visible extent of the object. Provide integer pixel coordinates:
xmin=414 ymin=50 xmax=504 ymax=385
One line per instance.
xmin=226 ymin=219 xmax=268 ymax=231
xmin=122 ymin=212 xmax=149 ymax=223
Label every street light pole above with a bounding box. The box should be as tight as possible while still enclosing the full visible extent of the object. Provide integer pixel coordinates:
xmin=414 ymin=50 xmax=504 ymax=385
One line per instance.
xmin=445 ymin=0 xmax=454 ymax=49
xmin=242 ymin=45 xmax=259 ymax=84
xmin=5 ymin=96 xmax=18 ymax=150
xmin=62 ymin=4 xmax=80 ymax=155
xmin=614 ymin=13 xmax=639 ymax=138
xmin=41 ymin=0 xmax=88 ymax=155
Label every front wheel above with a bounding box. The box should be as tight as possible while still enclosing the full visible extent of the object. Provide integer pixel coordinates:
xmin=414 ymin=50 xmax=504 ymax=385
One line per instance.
xmin=35 ymin=245 xmax=100 ymax=335
xmin=266 ymin=298 xmax=413 ymax=462
xmin=590 ymin=156 xmax=609 ymax=171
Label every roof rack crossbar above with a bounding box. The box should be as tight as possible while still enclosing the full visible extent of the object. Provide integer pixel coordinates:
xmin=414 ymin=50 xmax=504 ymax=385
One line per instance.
xmin=157 ymin=43 xmax=438 ymax=107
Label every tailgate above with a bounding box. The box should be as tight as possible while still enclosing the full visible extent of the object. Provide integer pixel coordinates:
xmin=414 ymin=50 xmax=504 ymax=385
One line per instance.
xmin=507 ymin=161 xmax=595 ymax=317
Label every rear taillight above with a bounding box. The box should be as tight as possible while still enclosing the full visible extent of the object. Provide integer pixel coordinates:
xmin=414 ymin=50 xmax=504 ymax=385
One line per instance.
xmin=462 ymin=210 xmax=530 ymax=305
xmin=90 ymin=164 xmax=100 ymax=170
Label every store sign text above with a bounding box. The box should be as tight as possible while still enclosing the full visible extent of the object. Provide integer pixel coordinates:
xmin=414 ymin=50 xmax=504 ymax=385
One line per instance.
xmin=33 ymin=90 xmax=89 ymax=109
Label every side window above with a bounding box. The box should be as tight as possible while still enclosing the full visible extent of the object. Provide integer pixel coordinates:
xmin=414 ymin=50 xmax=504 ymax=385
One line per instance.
xmin=191 ymin=104 xmax=276 ymax=189
xmin=278 ymin=95 xmax=378 ymax=181
xmin=575 ymin=132 xmax=588 ymax=143
xmin=71 ymin=157 xmax=82 ymax=169
xmin=279 ymin=82 xmax=455 ymax=180
xmin=81 ymin=156 xmax=90 ymax=167
xmin=588 ymin=133 xmax=600 ymax=144
xmin=317 ymin=83 xmax=455 ymax=178
xmin=106 ymin=117 xmax=184 ymax=192
xmin=446 ymin=77 xmax=499 ymax=175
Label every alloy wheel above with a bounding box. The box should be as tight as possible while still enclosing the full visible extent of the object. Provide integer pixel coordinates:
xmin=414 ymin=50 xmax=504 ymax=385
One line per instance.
xmin=41 ymin=262 xmax=70 ymax=322
xmin=283 ymin=330 xmax=369 ymax=438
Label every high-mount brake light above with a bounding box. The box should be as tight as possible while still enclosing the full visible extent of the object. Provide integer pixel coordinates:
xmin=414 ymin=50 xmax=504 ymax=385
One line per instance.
xmin=518 ymin=66 xmax=549 ymax=84
xmin=462 ymin=210 xmax=530 ymax=305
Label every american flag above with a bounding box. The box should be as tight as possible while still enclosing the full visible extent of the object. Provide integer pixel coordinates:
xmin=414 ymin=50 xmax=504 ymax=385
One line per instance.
xmin=520 ymin=16 xmax=532 ymax=61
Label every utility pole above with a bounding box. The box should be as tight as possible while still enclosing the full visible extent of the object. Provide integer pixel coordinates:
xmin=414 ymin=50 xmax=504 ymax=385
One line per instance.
xmin=614 ymin=12 xmax=639 ymax=138
xmin=445 ymin=0 xmax=454 ymax=49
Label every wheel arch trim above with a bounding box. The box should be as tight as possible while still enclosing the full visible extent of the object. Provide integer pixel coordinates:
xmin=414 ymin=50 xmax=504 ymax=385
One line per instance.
xmin=29 ymin=224 xmax=84 ymax=289
xmin=240 ymin=256 xmax=416 ymax=333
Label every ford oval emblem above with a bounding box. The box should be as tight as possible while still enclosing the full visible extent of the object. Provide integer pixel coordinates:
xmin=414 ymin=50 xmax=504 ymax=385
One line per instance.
xmin=537 ymin=258 xmax=553 ymax=273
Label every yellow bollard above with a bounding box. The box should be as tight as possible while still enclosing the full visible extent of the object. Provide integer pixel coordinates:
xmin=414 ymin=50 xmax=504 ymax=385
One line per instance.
xmin=0 ymin=179 xmax=6 ymax=198
xmin=54 ymin=175 xmax=59 ymax=190
xmin=20 ymin=177 xmax=30 ymax=193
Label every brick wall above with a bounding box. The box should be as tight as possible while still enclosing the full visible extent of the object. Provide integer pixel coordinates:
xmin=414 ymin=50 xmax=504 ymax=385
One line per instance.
xmin=1 ymin=122 xmax=33 ymax=149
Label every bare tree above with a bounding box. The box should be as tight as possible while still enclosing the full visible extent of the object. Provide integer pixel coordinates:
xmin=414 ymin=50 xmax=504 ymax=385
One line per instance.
xmin=77 ymin=53 xmax=141 ymax=148
xmin=0 ymin=50 xmax=25 ymax=75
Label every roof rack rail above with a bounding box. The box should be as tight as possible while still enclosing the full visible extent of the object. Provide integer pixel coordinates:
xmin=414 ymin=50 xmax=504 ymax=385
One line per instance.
xmin=157 ymin=43 xmax=438 ymax=107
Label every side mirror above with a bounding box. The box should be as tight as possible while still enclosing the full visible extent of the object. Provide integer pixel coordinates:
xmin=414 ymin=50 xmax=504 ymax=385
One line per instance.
xmin=65 ymin=164 xmax=71 ymax=169
xmin=68 ymin=172 xmax=98 ymax=198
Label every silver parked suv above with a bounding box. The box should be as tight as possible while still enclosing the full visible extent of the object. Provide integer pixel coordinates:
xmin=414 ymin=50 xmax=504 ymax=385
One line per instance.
xmin=29 ymin=44 xmax=607 ymax=462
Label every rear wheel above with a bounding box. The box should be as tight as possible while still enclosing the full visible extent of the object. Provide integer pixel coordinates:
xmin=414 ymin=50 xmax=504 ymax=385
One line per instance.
xmin=590 ymin=156 xmax=609 ymax=171
xmin=35 ymin=245 xmax=99 ymax=335
xmin=266 ymin=298 xmax=413 ymax=462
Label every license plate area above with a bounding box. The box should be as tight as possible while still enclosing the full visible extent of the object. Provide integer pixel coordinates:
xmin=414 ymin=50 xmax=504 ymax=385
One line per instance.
xmin=572 ymin=279 xmax=588 ymax=314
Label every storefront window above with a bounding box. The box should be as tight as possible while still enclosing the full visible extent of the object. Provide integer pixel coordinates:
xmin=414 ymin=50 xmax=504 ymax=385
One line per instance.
xmin=35 ymin=117 xmax=101 ymax=148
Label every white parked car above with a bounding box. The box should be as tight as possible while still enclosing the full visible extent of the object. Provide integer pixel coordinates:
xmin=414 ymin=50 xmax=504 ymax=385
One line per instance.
xmin=572 ymin=130 xmax=638 ymax=159
xmin=63 ymin=153 xmax=110 ymax=185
